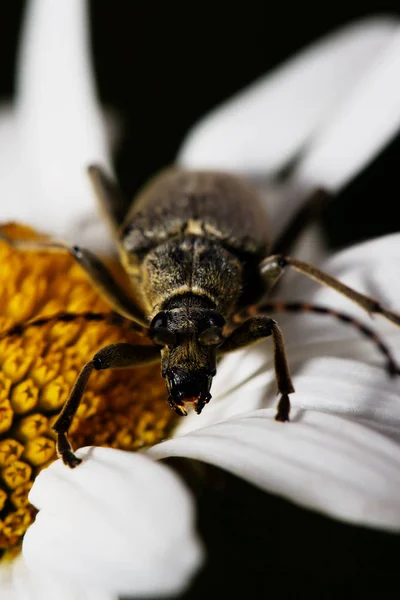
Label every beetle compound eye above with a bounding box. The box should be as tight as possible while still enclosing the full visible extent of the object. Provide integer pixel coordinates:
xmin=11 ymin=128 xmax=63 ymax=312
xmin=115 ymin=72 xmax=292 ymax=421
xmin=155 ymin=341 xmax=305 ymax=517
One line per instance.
xmin=149 ymin=327 xmax=177 ymax=346
xmin=207 ymin=311 xmax=225 ymax=328
xmin=150 ymin=311 xmax=168 ymax=329
xmin=149 ymin=328 xmax=176 ymax=346
xmin=149 ymin=312 xmax=177 ymax=346
xmin=198 ymin=326 xmax=224 ymax=346
xmin=199 ymin=311 xmax=226 ymax=333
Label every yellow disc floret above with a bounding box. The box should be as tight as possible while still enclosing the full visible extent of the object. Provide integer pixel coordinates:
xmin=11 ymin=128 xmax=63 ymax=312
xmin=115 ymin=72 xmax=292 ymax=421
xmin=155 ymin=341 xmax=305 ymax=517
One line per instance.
xmin=0 ymin=223 xmax=174 ymax=557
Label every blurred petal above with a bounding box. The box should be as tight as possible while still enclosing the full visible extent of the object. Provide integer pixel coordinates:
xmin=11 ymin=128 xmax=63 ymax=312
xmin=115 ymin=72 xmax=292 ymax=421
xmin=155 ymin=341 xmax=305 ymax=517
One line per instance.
xmin=23 ymin=447 xmax=203 ymax=597
xmin=0 ymin=0 xmax=113 ymax=252
xmin=147 ymin=407 xmax=400 ymax=531
xmin=178 ymin=17 xmax=398 ymax=175
xmin=0 ymin=555 xmax=115 ymax=600
xmin=295 ymin=29 xmax=400 ymax=195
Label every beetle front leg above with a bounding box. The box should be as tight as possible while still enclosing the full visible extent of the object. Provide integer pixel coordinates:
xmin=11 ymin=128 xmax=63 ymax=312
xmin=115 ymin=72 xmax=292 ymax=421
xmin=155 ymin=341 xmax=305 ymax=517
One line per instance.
xmin=220 ymin=316 xmax=294 ymax=421
xmin=53 ymin=343 xmax=160 ymax=468
xmin=0 ymin=231 xmax=148 ymax=331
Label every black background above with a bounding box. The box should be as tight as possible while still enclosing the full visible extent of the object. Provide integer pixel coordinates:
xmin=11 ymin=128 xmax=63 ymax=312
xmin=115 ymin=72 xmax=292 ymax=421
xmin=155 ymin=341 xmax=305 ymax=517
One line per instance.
xmin=1 ymin=2 xmax=400 ymax=598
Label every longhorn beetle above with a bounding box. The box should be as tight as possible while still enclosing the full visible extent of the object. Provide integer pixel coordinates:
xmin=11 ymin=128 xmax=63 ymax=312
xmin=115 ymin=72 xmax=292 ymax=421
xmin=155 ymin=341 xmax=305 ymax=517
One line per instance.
xmin=1 ymin=166 xmax=399 ymax=468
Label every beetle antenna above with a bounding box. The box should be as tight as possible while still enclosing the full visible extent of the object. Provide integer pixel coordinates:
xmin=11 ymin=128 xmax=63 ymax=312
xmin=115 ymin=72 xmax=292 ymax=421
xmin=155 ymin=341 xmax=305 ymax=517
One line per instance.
xmin=260 ymin=302 xmax=400 ymax=377
xmin=234 ymin=301 xmax=400 ymax=377
xmin=0 ymin=311 xmax=147 ymax=341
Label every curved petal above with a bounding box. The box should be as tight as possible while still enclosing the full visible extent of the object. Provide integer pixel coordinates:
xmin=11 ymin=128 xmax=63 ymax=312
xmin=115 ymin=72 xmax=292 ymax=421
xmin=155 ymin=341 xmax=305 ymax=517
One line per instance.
xmin=23 ymin=447 xmax=203 ymax=597
xmin=0 ymin=0 xmax=114 ymax=253
xmin=147 ymin=407 xmax=400 ymax=531
xmin=178 ymin=17 xmax=398 ymax=175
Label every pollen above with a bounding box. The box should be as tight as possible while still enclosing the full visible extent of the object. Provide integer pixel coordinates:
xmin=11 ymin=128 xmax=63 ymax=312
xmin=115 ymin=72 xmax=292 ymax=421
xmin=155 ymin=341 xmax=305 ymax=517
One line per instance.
xmin=0 ymin=223 xmax=175 ymax=558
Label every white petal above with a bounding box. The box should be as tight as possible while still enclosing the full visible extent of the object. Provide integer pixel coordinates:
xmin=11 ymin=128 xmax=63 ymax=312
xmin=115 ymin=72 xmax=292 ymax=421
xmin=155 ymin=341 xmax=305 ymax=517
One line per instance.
xmin=178 ymin=17 xmax=398 ymax=175
xmin=0 ymin=0 xmax=114 ymax=253
xmin=23 ymin=447 xmax=203 ymax=597
xmin=288 ymin=358 xmax=400 ymax=440
xmin=0 ymin=555 xmax=115 ymax=600
xmin=147 ymin=408 xmax=400 ymax=530
xmin=216 ymin=355 xmax=400 ymax=440
xmin=295 ymin=28 xmax=400 ymax=194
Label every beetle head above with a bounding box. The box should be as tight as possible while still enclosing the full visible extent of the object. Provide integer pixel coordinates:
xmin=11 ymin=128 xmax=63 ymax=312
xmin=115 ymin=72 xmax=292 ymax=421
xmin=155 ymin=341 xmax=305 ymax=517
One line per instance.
xmin=149 ymin=308 xmax=225 ymax=415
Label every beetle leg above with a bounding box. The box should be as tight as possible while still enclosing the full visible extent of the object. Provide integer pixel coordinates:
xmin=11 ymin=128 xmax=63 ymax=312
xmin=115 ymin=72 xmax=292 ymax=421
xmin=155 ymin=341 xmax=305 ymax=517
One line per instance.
xmin=271 ymin=187 xmax=331 ymax=255
xmin=53 ymin=342 xmax=160 ymax=468
xmin=259 ymin=254 xmax=400 ymax=327
xmin=220 ymin=316 xmax=294 ymax=421
xmin=87 ymin=165 xmax=130 ymax=236
xmin=0 ymin=231 xmax=148 ymax=331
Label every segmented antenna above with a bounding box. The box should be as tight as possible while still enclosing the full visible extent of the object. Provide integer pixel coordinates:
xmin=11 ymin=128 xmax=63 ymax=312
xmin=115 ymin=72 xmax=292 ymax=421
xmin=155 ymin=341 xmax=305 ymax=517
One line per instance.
xmin=0 ymin=311 xmax=147 ymax=341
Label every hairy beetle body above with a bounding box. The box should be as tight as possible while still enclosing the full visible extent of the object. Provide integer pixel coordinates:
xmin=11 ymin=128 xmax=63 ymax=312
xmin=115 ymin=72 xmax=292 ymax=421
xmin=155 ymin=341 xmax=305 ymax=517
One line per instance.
xmin=119 ymin=169 xmax=270 ymax=315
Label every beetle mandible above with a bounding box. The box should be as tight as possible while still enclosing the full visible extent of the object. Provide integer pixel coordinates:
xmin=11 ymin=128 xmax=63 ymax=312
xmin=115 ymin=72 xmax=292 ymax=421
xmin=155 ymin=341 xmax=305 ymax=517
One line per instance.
xmin=1 ymin=165 xmax=399 ymax=467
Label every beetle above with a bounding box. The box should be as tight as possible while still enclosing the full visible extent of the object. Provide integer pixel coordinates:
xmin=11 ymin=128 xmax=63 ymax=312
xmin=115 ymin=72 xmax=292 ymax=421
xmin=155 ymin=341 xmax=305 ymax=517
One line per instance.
xmin=1 ymin=165 xmax=399 ymax=468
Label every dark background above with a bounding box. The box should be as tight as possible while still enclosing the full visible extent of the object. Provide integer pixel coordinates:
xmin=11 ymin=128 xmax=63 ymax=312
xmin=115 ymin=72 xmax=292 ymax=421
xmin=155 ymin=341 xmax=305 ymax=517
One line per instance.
xmin=1 ymin=2 xmax=400 ymax=250
xmin=1 ymin=2 xmax=400 ymax=598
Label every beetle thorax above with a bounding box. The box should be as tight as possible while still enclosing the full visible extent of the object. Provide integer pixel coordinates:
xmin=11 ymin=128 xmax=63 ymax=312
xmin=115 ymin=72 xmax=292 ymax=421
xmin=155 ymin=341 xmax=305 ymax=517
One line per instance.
xmin=141 ymin=235 xmax=243 ymax=315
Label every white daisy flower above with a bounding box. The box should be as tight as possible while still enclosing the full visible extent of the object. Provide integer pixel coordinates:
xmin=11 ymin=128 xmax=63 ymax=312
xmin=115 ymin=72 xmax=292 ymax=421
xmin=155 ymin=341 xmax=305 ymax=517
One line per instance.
xmin=1 ymin=1 xmax=400 ymax=598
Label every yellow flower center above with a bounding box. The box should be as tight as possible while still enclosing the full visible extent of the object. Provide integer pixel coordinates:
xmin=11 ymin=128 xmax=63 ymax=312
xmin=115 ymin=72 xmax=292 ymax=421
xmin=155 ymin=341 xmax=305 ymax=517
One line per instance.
xmin=0 ymin=223 xmax=175 ymax=559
